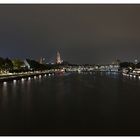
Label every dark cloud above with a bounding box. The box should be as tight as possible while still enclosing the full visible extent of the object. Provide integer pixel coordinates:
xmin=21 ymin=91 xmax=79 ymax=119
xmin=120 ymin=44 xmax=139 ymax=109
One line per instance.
xmin=0 ymin=5 xmax=139 ymax=64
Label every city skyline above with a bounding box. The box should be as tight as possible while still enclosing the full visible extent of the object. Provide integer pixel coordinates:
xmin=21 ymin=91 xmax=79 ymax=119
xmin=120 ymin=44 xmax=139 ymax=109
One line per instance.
xmin=0 ymin=5 xmax=140 ymax=64
xmin=0 ymin=50 xmax=138 ymax=65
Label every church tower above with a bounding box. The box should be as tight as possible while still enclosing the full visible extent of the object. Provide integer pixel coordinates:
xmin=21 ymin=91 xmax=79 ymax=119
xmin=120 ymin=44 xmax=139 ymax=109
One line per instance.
xmin=56 ymin=51 xmax=63 ymax=64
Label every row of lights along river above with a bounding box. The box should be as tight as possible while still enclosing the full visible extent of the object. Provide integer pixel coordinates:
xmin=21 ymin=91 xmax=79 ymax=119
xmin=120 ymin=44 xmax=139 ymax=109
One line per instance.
xmin=122 ymin=73 xmax=140 ymax=79
xmin=3 ymin=71 xmax=140 ymax=86
xmin=2 ymin=73 xmax=54 ymax=86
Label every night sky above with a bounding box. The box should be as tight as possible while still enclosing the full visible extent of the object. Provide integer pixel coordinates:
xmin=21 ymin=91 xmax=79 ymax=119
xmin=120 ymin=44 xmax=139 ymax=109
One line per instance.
xmin=0 ymin=5 xmax=140 ymax=64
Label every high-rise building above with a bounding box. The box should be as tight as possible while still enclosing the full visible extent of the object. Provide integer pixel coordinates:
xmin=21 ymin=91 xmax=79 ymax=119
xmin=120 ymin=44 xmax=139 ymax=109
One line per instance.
xmin=56 ymin=51 xmax=63 ymax=64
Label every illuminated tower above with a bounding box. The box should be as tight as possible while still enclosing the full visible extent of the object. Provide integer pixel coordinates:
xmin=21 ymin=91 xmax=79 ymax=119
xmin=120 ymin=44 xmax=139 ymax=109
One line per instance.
xmin=56 ymin=51 xmax=63 ymax=64
xmin=39 ymin=57 xmax=45 ymax=64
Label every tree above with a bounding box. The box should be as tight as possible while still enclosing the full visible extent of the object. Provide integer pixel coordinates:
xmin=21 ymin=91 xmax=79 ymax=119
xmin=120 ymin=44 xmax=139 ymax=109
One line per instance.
xmin=0 ymin=57 xmax=5 ymax=69
xmin=12 ymin=59 xmax=24 ymax=69
xmin=135 ymin=62 xmax=140 ymax=68
xmin=119 ymin=62 xmax=135 ymax=69
xmin=25 ymin=59 xmax=47 ymax=70
xmin=4 ymin=58 xmax=13 ymax=70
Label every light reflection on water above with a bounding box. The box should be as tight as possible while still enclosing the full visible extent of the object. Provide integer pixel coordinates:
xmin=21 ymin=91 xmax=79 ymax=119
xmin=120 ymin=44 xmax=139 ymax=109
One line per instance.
xmin=0 ymin=73 xmax=140 ymax=135
xmin=12 ymin=80 xmax=17 ymax=101
xmin=1 ymin=82 xmax=8 ymax=109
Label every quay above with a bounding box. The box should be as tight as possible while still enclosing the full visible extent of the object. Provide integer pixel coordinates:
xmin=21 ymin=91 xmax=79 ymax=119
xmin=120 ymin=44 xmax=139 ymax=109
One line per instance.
xmin=0 ymin=71 xmax=55 ymax=82
xmin=122 ymin=72 xmax=140 ymax=79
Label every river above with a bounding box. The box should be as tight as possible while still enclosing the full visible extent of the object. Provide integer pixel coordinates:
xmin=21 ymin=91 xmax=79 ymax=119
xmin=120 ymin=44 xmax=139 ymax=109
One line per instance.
xmin=0 ymin=72 xmax=140 ymax=135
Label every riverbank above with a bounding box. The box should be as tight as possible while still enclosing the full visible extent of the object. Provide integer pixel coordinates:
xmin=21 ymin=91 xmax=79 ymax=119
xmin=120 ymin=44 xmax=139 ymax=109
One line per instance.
xmin=0 ymin=70 xmax=120 ymax=83
xmin=122 ymin=72 xmax=140 ymax=79
xmin=0 ymin=71 xmax=55 ymax=82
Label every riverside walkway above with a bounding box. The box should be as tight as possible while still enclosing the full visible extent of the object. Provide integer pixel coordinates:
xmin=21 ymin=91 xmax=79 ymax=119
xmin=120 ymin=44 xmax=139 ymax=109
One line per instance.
xmin=0 ymin=70 xmax=55 ymax=82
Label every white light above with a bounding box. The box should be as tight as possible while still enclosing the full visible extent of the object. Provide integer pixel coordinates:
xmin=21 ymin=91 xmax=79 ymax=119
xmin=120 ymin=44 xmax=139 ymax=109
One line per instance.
xmin=13 ymin=79 xmax=16 ymax=83
xmin=48 ymin=74 xmax=51 ymax=76
xmin=21 ymin=78 xmax=24 ymax=81
xmin=3 ymin=81 xmax=7 ymax=85
xmin=133 ymin=75 xmax=136 ymax=78
xmin=139 ymin=76 xmax=140 ymax=79
xmin=28 ymin=77 xmax=31 ymax=80
xmin=44 ymin=74 xmax=46 ymax=77
xmin=39 ymin=75 xmax=42 ymax=78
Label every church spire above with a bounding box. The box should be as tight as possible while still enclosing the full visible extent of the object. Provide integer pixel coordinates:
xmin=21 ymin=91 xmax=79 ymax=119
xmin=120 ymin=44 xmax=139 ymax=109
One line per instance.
xmin=56 ymin=51 xmax=63 ymax=64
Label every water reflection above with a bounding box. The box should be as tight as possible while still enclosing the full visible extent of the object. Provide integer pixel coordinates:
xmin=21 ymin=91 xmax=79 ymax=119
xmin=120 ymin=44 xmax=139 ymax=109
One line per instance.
xmin=0 ymin=73 xmax=140 ymax=135
xmin=26 ymin=77 xmax=32 ymax=114
xmin=2 ymin=82 xmax=7 ymax=93
xmin=55 ymin=76 xmax=66 ymax=126
xmin=13 ymin=79 xmax=16 ymax=83
xmin=28 ymin=77 xmax=31 ymax=80
xmin=18 ymin=77 xmax=32 ymax=117
xmin=21 ymin=78 xmax=25 ymax=83
xmin=27 ymin=78 xmax=31 ymax=90
xmin=2 ymin=82 xmax=8 ymax=109
xmin=12 ymin=79 xmax=17 ymax=101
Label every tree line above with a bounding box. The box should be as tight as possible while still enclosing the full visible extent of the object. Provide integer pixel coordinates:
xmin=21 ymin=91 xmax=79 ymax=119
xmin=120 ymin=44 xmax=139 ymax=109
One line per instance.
xmin=0 ymin=57 xmax=70 ymax=73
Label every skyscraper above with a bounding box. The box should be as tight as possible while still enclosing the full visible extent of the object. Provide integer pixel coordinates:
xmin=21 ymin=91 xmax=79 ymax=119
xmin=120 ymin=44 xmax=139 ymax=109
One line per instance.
xmin=56 ymin=51 xmax=63 ymax=64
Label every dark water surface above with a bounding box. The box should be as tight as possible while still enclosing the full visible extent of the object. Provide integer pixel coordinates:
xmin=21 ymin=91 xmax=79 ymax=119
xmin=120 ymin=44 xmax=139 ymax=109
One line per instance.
xmin=0 ymin=72 xmax=140 ymax=135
